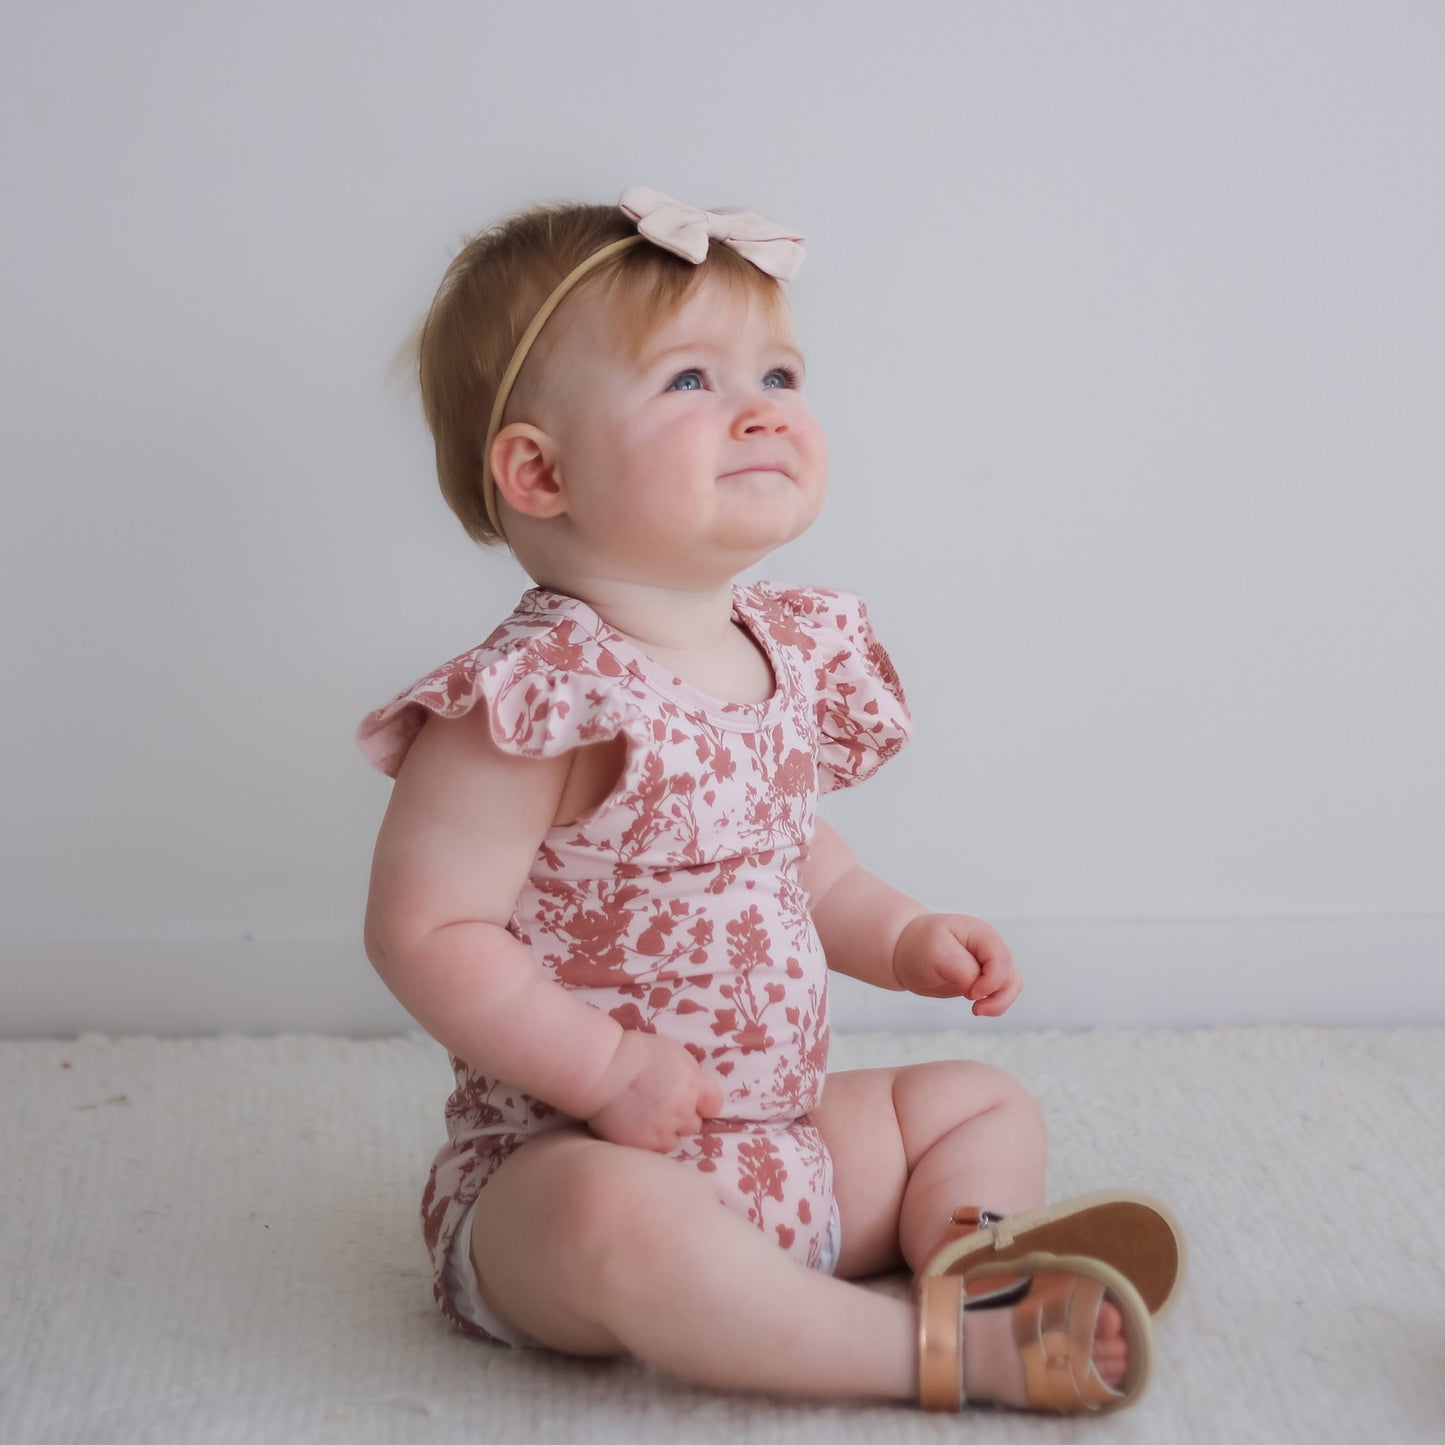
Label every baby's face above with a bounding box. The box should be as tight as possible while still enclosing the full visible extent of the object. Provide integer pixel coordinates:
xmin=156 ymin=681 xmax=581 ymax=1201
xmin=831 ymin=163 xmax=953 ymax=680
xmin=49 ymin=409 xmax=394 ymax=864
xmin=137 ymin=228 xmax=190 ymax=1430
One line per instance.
xmin=529 ymin=275 xmax=828 ymax=588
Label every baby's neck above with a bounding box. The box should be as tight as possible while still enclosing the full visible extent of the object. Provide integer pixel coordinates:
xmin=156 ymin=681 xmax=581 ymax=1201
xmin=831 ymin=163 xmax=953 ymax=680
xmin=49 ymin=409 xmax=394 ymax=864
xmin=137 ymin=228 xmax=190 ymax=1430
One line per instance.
xmin=550 ymin=576 xmax=741 ymax=652
xmin=561 ymin=576 xmax=773 ymax=705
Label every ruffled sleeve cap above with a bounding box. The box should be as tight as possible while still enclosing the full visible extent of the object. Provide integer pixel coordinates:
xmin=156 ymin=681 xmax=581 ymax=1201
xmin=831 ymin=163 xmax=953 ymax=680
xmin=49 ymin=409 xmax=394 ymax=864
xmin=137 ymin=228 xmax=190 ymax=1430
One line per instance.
xmin=743 ymin=583 xmax=912 ymax=793
xmin=356 ymin=596 xmax=650 ymax=779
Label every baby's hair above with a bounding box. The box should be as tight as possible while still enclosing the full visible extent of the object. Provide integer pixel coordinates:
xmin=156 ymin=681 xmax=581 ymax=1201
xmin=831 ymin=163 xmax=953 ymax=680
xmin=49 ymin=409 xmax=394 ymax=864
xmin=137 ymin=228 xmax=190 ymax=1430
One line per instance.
xmin=414 ymin=200 xmax=787 ymax=547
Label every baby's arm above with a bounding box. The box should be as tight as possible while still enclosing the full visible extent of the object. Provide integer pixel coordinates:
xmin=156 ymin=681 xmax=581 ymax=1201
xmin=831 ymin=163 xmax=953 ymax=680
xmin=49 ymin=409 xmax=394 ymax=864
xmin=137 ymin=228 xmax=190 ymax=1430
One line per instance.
xmin=802 ymin=820 xmax=1022 ymax=1016
xmin=364 ymin=709 xmax=722 ymax=1149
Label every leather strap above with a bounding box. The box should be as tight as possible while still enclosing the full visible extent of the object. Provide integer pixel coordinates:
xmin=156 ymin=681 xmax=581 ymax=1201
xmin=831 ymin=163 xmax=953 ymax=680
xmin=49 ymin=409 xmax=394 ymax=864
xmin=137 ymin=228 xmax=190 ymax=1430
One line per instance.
xmin=917 ymin=1278 xmax=965 ymax=1411
xmin=938 ymin=1204 xmax=1012 ymax=1250
xmin=1015 ymin=1271 xmax=1122 ymax=1412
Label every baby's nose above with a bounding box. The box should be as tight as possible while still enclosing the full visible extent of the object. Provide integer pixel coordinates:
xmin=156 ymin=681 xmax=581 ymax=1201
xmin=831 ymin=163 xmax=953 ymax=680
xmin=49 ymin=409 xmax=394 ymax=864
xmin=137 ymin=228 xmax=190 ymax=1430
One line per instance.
xmin=735 ymin=394 xmax=788 ymax=434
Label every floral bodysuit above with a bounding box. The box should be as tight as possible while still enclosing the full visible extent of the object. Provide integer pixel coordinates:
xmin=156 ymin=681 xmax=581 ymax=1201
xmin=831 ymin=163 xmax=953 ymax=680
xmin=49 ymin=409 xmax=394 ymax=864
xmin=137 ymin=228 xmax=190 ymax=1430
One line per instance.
xmin=357 ymin=582 xmax=910 ymax=1338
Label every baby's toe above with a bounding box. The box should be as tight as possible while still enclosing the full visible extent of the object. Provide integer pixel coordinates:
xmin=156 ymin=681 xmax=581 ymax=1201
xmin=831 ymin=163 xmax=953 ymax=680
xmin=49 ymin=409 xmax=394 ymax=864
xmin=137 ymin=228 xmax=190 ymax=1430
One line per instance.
xmin=1092 ymin=1298 xmax=1128 ymax=1387
xmin=1093 ymin=1299 xmax=1124 ymax=1340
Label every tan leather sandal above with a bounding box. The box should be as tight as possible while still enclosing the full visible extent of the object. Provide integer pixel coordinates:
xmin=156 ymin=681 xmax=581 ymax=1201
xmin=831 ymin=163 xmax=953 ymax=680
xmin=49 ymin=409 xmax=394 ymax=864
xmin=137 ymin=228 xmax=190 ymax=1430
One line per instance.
xmin=917 ymin=1252 xmax=1153 ymax=1414
xmin=918 ymin=1190 xmax=1186 ymax=1317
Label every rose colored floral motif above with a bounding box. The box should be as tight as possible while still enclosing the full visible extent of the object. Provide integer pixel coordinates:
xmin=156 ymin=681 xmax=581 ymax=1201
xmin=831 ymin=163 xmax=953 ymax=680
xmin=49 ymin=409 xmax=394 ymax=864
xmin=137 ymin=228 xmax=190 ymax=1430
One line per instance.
xmin=357 ymin=582 xmax=910 ymax=1339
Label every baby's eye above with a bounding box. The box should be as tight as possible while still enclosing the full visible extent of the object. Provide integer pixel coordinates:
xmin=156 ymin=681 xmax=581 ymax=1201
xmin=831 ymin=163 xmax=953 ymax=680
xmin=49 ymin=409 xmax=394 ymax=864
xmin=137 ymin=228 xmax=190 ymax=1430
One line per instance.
xmin=763 ymin=365 xmax=801 ymax=390
xmin=667 ymin=369 xmax=706 ymax=392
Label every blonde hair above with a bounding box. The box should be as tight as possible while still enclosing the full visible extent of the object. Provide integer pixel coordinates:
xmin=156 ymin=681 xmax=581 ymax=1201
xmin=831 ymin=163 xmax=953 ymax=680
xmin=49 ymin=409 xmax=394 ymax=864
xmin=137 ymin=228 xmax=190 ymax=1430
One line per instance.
xmin=414 ymin=201 xmax=787 ymax=547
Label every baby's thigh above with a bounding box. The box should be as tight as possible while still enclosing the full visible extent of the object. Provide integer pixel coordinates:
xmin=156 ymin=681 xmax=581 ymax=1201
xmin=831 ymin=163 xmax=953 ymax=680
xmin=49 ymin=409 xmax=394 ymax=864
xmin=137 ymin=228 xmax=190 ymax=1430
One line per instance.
xmin=810 ymin=1066 xmax=911 ymax=1276
xmin=467 ymin=1127 xmax=727 ymax=1356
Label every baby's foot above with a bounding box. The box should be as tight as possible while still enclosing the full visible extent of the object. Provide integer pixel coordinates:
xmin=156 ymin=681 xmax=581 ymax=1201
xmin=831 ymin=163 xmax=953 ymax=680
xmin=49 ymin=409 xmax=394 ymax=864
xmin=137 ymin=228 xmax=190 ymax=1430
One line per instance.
xmin=961 ymin=1291 xmax=1127 ymax=1409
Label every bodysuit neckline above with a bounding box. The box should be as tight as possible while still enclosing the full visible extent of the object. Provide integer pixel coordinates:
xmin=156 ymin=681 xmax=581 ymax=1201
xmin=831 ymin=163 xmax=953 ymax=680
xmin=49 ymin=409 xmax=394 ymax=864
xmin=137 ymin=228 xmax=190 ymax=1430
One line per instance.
xmin=520 ymin=585 xmax=788 ymax=731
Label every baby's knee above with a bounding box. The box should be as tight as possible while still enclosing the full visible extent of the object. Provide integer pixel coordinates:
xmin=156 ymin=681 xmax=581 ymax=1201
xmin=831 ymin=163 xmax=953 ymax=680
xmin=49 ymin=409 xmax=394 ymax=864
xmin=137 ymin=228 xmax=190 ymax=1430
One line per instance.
xmin=991 ymin=1067 xmax=1047 ymax=1148
xmin=898 ymin=1059 xmax=1048 ymax=1145
xmin=964 ymin=1062 xmax=1046 ymax=1139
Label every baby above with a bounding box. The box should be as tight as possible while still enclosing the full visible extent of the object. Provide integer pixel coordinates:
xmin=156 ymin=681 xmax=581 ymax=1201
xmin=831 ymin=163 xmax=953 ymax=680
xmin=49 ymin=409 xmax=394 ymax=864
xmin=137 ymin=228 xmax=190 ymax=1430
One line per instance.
xmin=358 ymin=187 xmax=1181 ymax=1413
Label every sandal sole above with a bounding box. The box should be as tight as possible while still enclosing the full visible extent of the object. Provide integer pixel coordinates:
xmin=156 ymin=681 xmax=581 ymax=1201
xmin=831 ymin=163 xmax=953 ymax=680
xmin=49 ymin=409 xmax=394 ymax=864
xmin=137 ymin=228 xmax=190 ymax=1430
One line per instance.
xmin=919 ymin=1190 xmax=1186 ymax=1318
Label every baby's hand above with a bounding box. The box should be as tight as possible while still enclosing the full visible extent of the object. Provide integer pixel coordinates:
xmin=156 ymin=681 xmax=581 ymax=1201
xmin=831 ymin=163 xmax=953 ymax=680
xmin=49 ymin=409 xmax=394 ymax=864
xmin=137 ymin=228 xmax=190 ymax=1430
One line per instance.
xmin=892 ymin=913 xmax=1022 ymax=1016
xmin=585 ymin=1029 xmax=724 ymax=1152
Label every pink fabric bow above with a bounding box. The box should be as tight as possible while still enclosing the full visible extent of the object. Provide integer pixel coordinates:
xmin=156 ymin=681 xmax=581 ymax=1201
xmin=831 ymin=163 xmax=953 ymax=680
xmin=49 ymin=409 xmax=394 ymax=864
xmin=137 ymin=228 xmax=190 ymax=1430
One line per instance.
xmin=619 ymin=186 xmax=806 ymax=281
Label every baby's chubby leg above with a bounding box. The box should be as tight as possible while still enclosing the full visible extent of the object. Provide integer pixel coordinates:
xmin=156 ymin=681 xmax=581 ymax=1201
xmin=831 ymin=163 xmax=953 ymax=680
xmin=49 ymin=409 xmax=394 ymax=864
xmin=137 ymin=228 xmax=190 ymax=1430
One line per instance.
xmin=466 ymin=1127 xmax=916 ymax=1399
xmin=811 ymin=1061 xmax=1048 ymax=1277
xmin=812 ymin=1065 xmax=1134 ymax=1401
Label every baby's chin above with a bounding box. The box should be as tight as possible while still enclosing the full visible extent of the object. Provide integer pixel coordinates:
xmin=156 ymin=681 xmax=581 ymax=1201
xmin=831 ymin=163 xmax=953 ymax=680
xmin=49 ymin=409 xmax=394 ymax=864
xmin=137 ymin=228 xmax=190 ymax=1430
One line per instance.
xmin=718 ymin=472 xmax=822 ymax=525
xmin=710 ymin=506 xmax=816 ymax=555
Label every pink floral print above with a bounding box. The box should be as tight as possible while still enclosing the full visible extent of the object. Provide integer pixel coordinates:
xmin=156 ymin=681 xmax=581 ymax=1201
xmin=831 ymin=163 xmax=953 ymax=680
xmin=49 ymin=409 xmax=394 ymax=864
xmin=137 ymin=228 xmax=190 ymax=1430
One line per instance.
xmin=358 ymin=582 xmax=910 ymax=1338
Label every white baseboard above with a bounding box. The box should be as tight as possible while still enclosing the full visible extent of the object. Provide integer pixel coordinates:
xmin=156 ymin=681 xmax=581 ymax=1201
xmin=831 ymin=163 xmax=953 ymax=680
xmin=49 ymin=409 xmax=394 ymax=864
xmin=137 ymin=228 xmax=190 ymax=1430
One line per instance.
xmin=3 ymin=914 xmax=1442 ymax=1038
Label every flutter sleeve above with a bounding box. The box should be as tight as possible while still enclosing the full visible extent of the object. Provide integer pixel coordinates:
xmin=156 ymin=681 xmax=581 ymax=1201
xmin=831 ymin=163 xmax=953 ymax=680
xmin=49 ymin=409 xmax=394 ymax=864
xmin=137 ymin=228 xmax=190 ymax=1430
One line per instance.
xmin=356 ymin=611 xmax=650 ymax=779
xmin=762 ymin=585 xmax=913 ymax=793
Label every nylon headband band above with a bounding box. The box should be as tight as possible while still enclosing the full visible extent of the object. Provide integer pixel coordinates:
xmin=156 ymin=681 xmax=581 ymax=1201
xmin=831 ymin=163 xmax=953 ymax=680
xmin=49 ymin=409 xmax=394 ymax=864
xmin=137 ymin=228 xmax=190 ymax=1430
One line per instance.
xmin=479 ymin=234 xmax=646 ymax=540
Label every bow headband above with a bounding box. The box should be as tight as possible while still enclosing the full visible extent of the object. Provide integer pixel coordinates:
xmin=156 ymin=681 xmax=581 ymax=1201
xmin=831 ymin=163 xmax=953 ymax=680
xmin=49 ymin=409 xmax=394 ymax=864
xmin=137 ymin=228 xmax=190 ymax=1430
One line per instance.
xmin=479 ymin=187 xmax=805 ymax=540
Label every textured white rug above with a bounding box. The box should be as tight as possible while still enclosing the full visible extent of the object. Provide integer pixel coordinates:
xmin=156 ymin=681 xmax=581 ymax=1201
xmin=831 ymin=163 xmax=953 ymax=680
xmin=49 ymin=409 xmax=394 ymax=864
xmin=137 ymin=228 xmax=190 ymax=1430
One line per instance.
xmin=2 ymin=1027 xmax=1440 ymax=1445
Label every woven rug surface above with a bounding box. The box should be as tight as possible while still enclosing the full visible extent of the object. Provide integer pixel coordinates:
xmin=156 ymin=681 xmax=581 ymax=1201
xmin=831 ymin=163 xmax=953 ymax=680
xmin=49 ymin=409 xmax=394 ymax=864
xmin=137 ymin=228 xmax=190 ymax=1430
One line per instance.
xmin=2 ymin=1026 xmax=1440 ymax=1444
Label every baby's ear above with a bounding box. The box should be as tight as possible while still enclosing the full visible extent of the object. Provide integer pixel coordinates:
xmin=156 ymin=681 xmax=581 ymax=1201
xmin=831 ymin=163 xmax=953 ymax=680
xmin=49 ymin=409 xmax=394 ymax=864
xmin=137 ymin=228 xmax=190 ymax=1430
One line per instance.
xmin=491 ymin=423 xmax=567 ymax=519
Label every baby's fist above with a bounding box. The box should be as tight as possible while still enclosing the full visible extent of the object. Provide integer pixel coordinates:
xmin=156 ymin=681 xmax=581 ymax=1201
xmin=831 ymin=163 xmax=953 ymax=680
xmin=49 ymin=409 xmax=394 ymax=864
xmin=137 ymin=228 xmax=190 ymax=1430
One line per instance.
xmin=585 ymin=1028 xmax=723 ymax=1152
xmin=893 ymin=913 xmax=1022 ymax=1016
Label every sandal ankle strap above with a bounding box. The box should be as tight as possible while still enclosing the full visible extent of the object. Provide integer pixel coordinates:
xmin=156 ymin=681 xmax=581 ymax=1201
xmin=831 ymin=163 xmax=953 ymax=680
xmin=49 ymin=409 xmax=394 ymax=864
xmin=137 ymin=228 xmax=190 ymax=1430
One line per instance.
xmin=940 ymin=1205 xmax=1013 ymax=1250
xmin=917 ymin=1277 xmax=966 ymax=1411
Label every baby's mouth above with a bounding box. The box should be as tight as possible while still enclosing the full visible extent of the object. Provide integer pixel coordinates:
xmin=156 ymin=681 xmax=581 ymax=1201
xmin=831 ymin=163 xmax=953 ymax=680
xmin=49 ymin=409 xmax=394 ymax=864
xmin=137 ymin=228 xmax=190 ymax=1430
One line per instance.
xmin=719 ymin=462 xmax=793 ymax=480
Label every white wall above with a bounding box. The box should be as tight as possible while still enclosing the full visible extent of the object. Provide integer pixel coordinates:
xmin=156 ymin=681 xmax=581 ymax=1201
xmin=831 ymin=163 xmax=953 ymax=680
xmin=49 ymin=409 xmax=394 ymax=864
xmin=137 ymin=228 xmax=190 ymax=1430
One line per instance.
xmin=3 ymin=1 xmax=1442 ymax=1037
